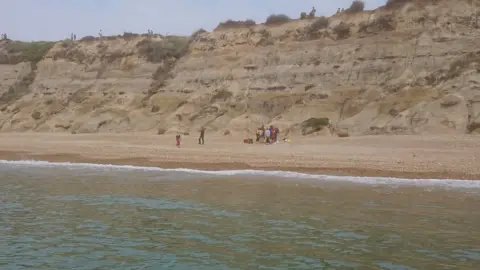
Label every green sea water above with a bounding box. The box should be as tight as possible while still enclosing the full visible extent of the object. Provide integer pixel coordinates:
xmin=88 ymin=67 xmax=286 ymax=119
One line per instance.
xmin=1 ymin=161 xmax=479 ymax=269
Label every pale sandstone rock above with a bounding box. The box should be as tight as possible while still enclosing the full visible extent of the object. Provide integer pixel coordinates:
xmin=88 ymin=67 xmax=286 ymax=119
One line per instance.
xmin=0 ymin=0 xmax=479 ymax=135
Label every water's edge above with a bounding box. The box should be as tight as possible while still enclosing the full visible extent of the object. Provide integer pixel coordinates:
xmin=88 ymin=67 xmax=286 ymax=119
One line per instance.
xmin=1 ymin=159 xmax=480 ymax=188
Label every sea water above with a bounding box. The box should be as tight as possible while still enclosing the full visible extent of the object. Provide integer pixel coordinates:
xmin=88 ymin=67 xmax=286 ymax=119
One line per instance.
xmin=0 ymin=160 xmax=479 ymax=269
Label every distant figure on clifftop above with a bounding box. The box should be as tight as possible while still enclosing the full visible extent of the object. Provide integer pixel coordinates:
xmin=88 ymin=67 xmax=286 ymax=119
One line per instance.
xmin=309 ymin=6 xmax=316 ymax=18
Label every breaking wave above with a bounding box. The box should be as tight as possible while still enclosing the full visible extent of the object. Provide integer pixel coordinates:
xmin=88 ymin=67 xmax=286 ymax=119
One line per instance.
xmin=0 ymin=159 xmax=479 ymax=188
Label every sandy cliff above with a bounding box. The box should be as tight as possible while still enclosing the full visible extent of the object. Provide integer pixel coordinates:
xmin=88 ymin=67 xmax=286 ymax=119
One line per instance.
xmin=0 ymin=0 xmax=479 ymax=136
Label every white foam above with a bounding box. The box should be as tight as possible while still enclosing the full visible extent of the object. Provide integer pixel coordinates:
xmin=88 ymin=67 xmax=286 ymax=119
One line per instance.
xmin=0 ymin=159 xmax=479 ymax=188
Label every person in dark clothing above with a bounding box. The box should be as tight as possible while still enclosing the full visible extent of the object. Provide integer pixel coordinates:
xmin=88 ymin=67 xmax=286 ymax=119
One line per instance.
xmin=274 ymin=126 xmax=279 ymax=143
xmin=199 ymin=126 xmax=206 ymax=145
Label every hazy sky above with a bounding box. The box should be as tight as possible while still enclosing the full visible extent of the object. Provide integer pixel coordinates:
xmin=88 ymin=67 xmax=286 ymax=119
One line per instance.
xmin=1 ymin=0 xmax=386 ymax=41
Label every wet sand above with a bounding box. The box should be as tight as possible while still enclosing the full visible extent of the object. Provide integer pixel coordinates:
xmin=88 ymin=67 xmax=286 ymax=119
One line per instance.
xmin=0 ymin=132 xmax=479 ymax=180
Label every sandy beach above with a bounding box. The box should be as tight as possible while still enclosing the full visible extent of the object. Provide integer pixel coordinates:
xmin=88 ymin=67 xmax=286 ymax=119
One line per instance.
xmin=0 ymin=132 xmax=479 ymax=180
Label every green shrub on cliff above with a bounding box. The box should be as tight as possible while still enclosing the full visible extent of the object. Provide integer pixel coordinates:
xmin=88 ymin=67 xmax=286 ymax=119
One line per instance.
xmin=192 ymin=28 xmax=207 ymax=38
xmin=137 ymin=36 xmax=190 ymax=63
xmin=385 ymin=0 xmax=426 ymax=9
xmin=309 ymin=17 xmax=329 ymax=31
xmin=301 ymin=117 xmax=330 ymax=135
xmin=265 ymin=14 xmax=291 ymax=25
xmin=333 ymin=22 xmax=351 ymax=39
xmin=3 ymin=41 xmax=55 ymax=64
xmin=79 ymin=36 xmax=96 ymax=42
xmin=122 ymin=32 xmax=140 ymax=39
xmin=346 ymin=0 xmax=365 ymax=13
xmin=211 ymin=89 xmax=233 ymax=102
xmin=215 ymin=19 xmax=256 ymax=30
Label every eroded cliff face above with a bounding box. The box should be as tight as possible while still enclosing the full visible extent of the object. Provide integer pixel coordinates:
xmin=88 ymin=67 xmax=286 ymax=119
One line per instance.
xmin=0 ymin=0 xmax=479 ymax=136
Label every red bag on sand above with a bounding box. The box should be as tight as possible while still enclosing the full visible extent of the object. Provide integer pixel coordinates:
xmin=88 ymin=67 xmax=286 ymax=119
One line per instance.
xmin=244 ymin=138 xmax=253 ymax=144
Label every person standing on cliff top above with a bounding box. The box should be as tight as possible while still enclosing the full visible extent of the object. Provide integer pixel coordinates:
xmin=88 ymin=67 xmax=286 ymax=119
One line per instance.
xmin=309 ymin=6 xmax=316 ymax=17
xmin=198 ymin=126 xmax=206 ymax=145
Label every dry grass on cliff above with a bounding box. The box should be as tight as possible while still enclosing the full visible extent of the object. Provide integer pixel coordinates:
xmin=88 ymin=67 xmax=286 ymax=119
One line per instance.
xmin=358 ymin=14 xmax=396 ymax=34
xmin=425 ymin=51 xmax=480 ymax=85
xmin=211 ymin=89 xmax=233 ymax=102
xmin=448 ymin=52 xmax=480 ymax=75
xmin=0 ymin=66 xmax=36 ymax=106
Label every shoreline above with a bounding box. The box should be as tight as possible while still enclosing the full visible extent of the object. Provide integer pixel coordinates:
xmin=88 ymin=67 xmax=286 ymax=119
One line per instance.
xmin=0 ymin=133 xmax=479 ymax=181
xmin=1 ymin=150 xmax=479 ymax=181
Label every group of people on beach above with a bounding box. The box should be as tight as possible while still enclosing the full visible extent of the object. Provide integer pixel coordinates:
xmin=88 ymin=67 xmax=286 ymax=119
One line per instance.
xmin=256 ymin=125 xmax=280 ymax=144
xmin=175 ymin=124 xmax=281 ymax=147
xmin=176 ymin=126 xmax=206 ymax=147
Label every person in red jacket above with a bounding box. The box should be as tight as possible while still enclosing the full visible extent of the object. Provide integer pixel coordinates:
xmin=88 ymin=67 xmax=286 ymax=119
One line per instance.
xmin=176 ymin=134 xmax=181 ymax=147
xmin=270 ymin=125 xmax=276 ymax=144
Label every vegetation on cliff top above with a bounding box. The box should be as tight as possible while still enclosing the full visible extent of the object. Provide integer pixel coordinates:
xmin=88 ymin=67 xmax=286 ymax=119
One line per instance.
xmin=0 ymin=0 xmax=444 ymax=66
xmin=213 ymin=0 xmax=365 ymax=31
xmin=308 ymin=17 xmax=330 ymax=32
xmin=0 ymin=41 xmax=55 ymax=65
xmin=385 ymin=0 xmax=439 ymax=9
xmin=214 ymin=13 xmax=291 ymax=30
xmin=137 ymin=36 xmax=190 ymax=63
xmin=346 ymin=0 xmax=365 ymax=13
xmin=265 ymin=14 xmax=291 ymax=25
xmin=215 ymin=19 xmax=256 ymax=30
